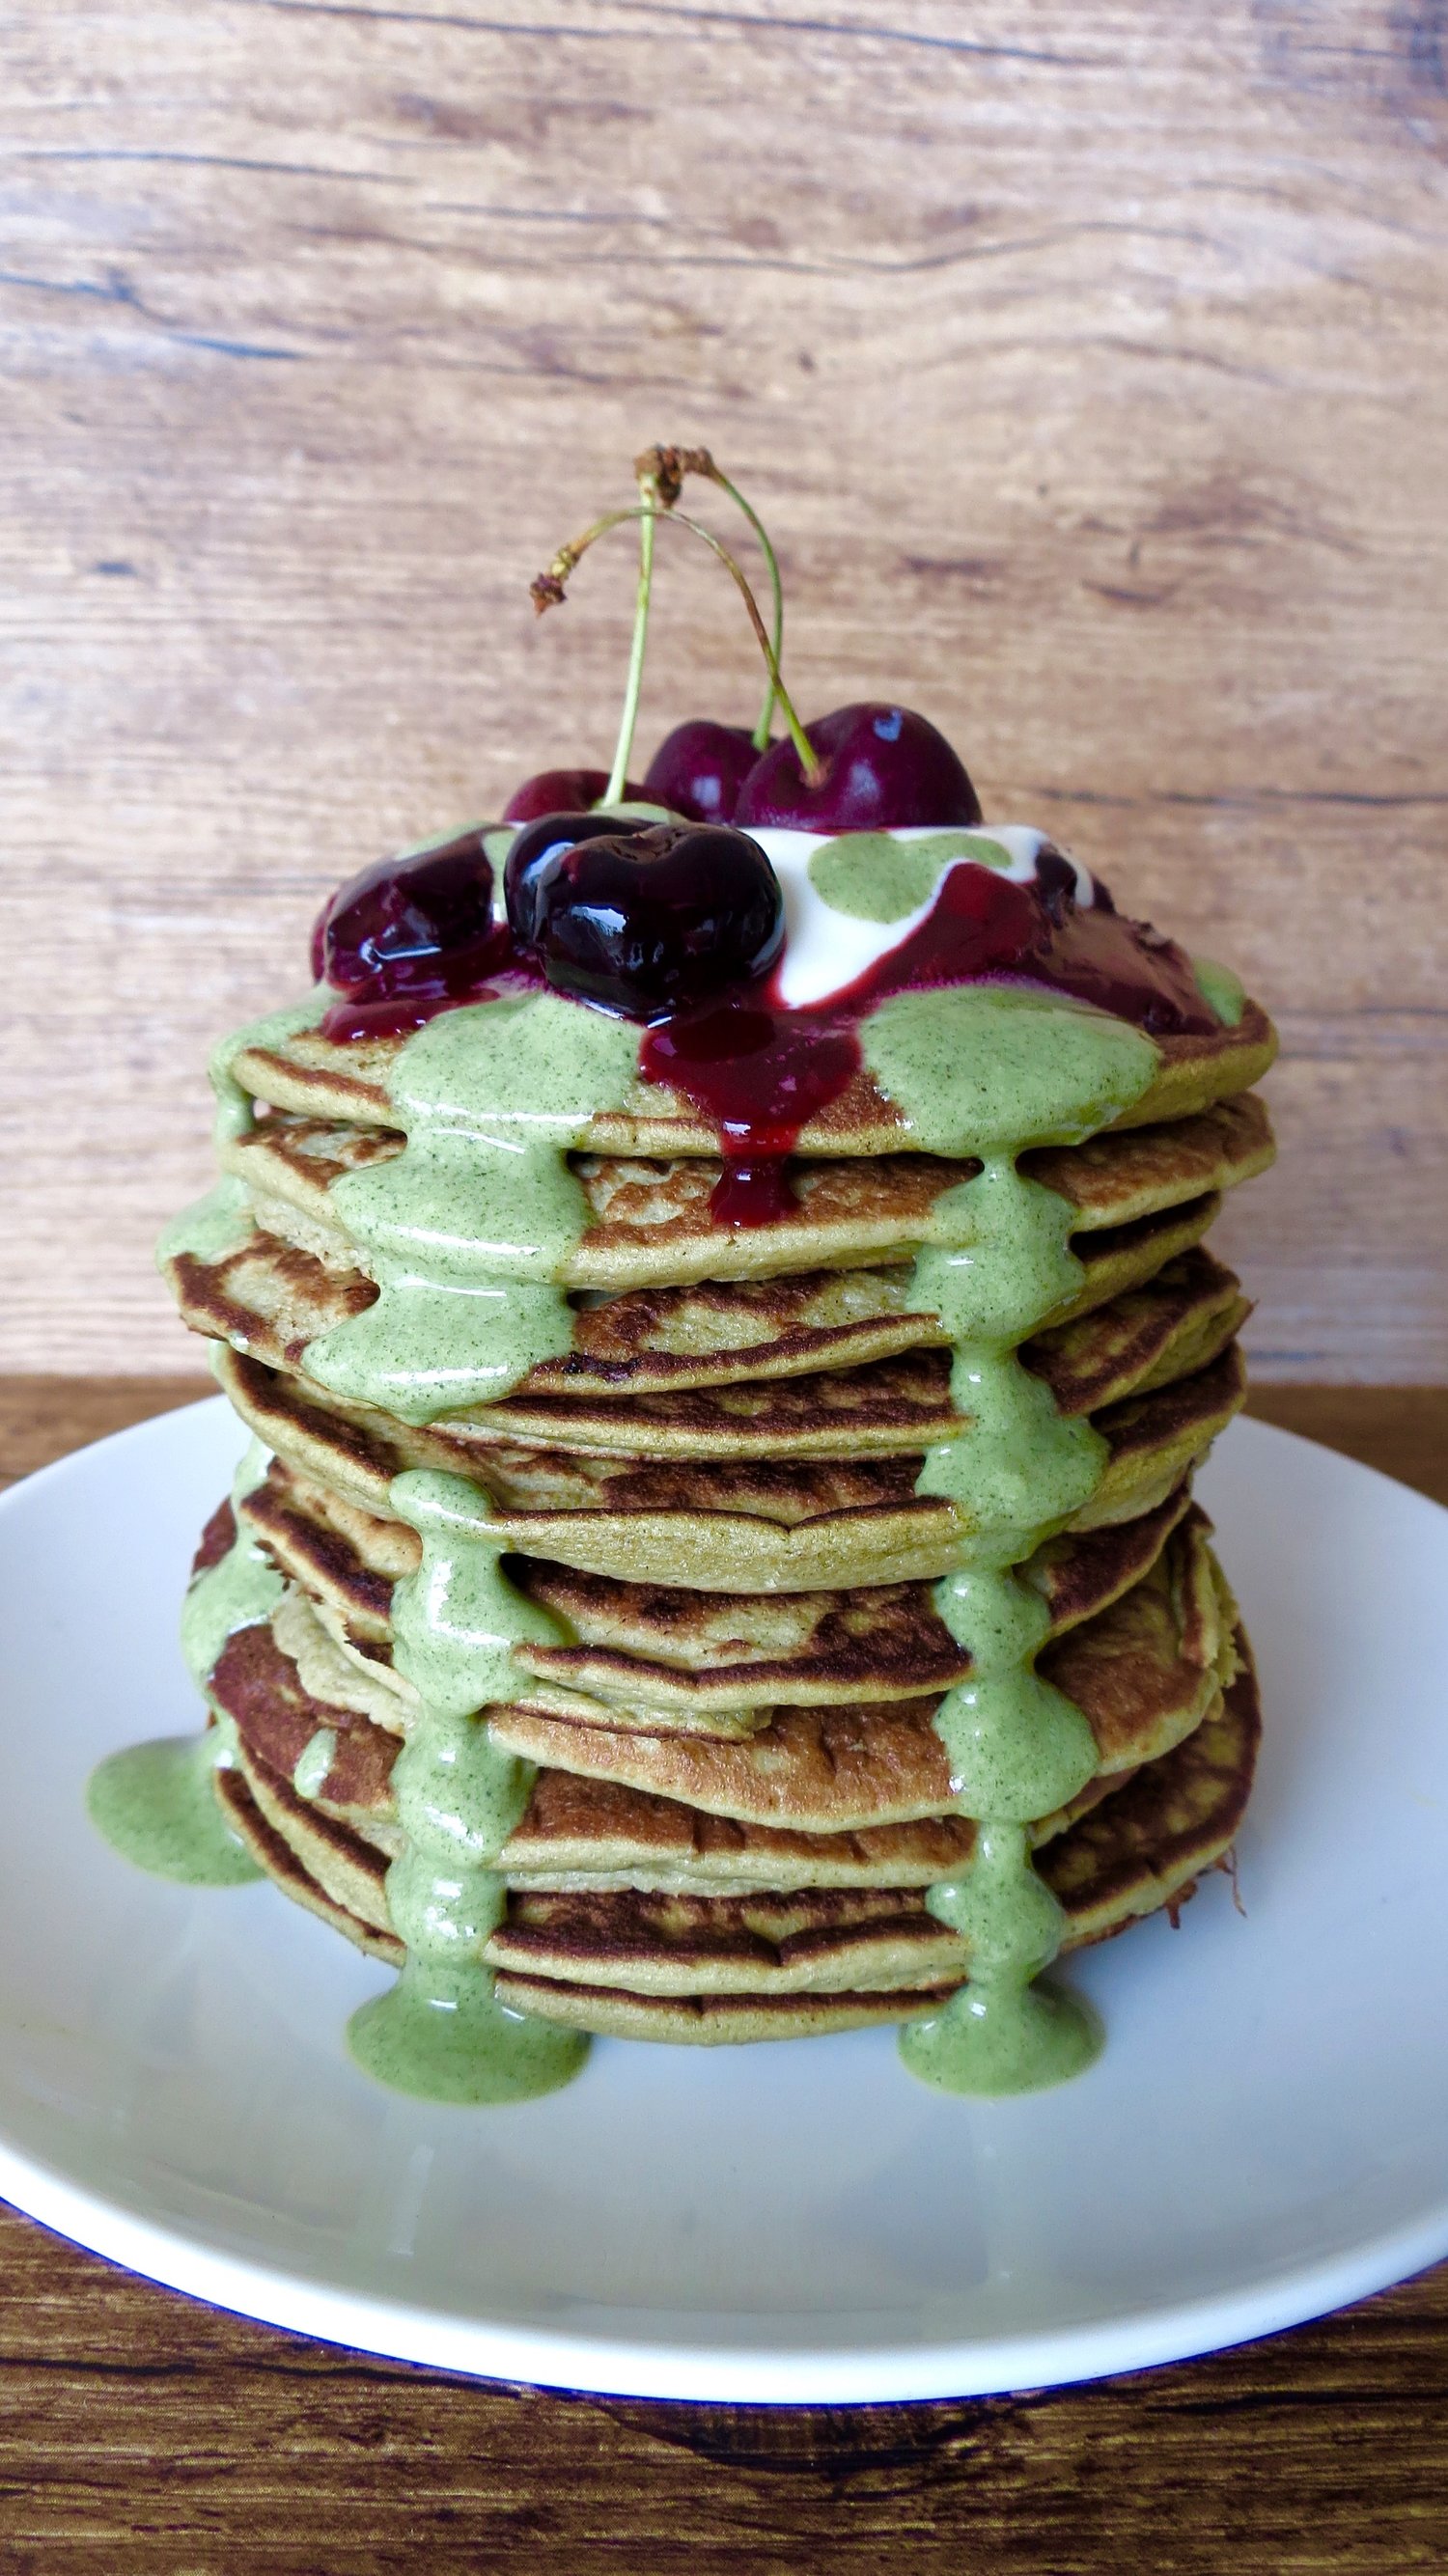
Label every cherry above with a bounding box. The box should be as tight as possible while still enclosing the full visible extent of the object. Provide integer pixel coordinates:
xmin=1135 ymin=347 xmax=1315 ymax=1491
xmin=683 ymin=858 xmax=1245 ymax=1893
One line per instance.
xmin=642 ymin=720 xmax=764 ymax=825
xmin=315 ymin=827 xmax=504 ymax=998
xmin=504 ymin=809 xmax=649 ymax=949
xmin=502 ymin=766 xmax=645 ymax=824
xmin=734 ymin=702 xmax=982 ymax=833
xmin=531 ymin=822 xmax=784 ymax=1018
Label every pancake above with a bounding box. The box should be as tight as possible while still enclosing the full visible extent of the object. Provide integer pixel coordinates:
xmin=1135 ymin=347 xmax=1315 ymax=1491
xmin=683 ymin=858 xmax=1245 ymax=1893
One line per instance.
xmin=214 ymin=1754 xmax=401 ymax=1963
xmin=211 ymin=1640 xmax=1260 ymax=2034
xmin=219 ymin=1093 xmax=1270 ymax=1285
xmin=350 ymin=1254 xmax=1248 ymax=1462
xmin=168 ymin=1231 xmax=1247 ymax=1459
xmin=486 ymin=1517 xmax=1236 ymax=1823
xmin=238 ymin=1462 xmax=1197 ymax=1714
xmin=214 ymin=1337 xmax=1246 ymax=1593
xmin=226 ymin=1000 xmax=1275 ymax=1153
xmin=513 ymin=1489 xmax=1201 ymax=1720
xmin=208 ymin=1514 xmax=1234 ymax=1859
xmin=211 ymin=1757 xmax=957 ymax=2036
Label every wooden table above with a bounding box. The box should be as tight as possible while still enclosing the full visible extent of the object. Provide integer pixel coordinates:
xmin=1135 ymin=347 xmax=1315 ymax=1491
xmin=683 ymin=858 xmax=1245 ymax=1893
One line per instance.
xmin=0 ymin=1379 xmax=1443 ymax=2572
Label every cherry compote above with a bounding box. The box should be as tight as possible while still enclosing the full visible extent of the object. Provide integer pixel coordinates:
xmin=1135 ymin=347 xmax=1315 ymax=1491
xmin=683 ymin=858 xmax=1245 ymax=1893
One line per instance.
xmin=640 ymin=1000 xmax=859 ymax=1152
xmin=640 ymin=999 xmax=862 ymax=1231
xmin=642 ymin=719 xmax=763 ymax=824
xmin=316 ymin=828 xmax=505 ymax=1001
xmin=734 ymin=702 xmax=982 ymax=832
xmin=530 ymin=822 xmax=784 ymax=1018
xmin=831 ymin=852 xmax=1215 ymax=1034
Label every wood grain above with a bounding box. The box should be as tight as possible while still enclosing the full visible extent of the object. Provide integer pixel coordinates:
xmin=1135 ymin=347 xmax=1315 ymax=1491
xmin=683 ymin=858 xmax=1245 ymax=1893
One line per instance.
xmin=2 ymin=2 xmax=1446 ymax=1379
xmin=0 ymin=1374 xmax=1444 ymax=2571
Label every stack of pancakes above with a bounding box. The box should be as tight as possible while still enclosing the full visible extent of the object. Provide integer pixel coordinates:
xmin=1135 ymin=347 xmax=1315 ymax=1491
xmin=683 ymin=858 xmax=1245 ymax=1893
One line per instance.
xmin=161 ymin=994 xmax=1273 ymax=2045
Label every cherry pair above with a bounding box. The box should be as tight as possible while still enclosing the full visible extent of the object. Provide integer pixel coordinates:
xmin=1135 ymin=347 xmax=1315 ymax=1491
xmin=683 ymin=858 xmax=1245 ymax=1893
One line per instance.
xmin=506 ymin=702 xmax=982 ymax=835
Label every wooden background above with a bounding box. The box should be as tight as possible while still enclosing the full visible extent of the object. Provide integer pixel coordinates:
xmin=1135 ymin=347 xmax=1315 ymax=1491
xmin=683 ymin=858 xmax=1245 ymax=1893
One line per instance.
xmin=3 ymin=0 xmax=1446 ymax=1375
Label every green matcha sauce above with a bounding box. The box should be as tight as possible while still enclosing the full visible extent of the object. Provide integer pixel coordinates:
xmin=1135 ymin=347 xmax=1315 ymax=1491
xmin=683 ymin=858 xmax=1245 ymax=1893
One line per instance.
xmin=346 ymin=1467 xmax=585 ymax=2102
xmin=155 ymin=1173 xmax=254 ymax=1267
xmin=154 ymin=997 xmax=327 ymax=1269
xmin=807 ymin=831 xmax=1010 ymax=925
xmin=87 ymin=1440 xmax=279 ymax=1887
xmin=1192 ymin=956 xmax=1245 ymax=1028
xmin=301 ymin=998 xmax=638 ymax=2099
xmin=210 ymin=997 xmax=328 ymax=1146
xmin=304 ymin=993 xmax=641 ymax=1425
xmin=87 ymin=1722 xmax=263 ymax=1888
xmin=859 ymin=985 xmax=1158 ymax=2094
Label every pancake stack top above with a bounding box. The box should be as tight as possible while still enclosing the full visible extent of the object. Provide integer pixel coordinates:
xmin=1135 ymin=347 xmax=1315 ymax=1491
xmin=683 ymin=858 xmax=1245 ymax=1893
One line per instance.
xmin=90 ymin=472 xmax=1274 ymax=2106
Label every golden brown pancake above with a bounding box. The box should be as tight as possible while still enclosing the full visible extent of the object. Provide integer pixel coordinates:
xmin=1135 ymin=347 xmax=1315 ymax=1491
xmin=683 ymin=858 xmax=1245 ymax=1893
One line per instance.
xmin=237 ymin=1464 xmax=1196 ymax=1715
xmin=210 ymin=1642 xmax=1260 ymax=2035
xmin=486 ymin=1514 xmax=1235 ymax=1822
xmin=180 ymin=1094 xmax=1270 ymax=1366
xmin=509 ymin=1488 xmax=1203 ymax=1718
xmin=208 ymin=1513 xmax=1234 ymax=1866
xmin=214 ymin=1337 xmax=1245 ymax=1593
xmin=170 ymin=1231 xmax=1247 ymax=1463
xmin=226 ymin=1002 xmax=1275 ymax=1153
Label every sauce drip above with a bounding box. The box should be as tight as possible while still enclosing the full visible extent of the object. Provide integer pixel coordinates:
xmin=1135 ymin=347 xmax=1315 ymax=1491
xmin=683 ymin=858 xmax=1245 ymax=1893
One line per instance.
xmin=87 ymin=1723 xmax=263 ymax=1888
xmin=639 ymin=1001 xmax=861 ymax=1153
xmin=634 ymin=858 xmax=1214 ymax=1175
xmin=303 ymin=992 xmax=640 ymax=1425
xmin=857 ymin=985 xmax=1159 ymax=2093
xmin=320 ymin=961 xmax=543 ymax=1044
xmin=87 ymin=1437 xmax=280 ymax=1887
xmin=345 ymin=1469 xmax=587 ymax=2103
xmin=708 ymin=1160 xmax=799 ymax=1228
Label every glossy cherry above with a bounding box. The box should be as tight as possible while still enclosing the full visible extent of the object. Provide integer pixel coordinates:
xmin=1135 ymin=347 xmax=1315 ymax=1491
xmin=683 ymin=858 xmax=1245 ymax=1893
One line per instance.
xmin=734 ymin=702 xmax=982 ymax=833
xmin=504 ymin=809 xmax=650 ymax=950
xmin=502 ymin=766 xmax=645 ymax=824
xmin=315 ymin=828 xmax=503 ymax=997
xmin=531 ymin=822 xmax=784 ymax=1018
xmin=642 ymin=720 xmax=764 ymax=825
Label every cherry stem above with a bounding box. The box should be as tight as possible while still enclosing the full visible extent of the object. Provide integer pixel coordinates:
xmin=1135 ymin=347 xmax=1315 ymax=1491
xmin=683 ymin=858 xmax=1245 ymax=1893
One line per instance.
xmin=636 ymin=450 xmax=784 ymax=751
xmin=602 ymin=471 xmax=659 ymax=807
xmin=533 ymin=503 xmax=820 ymax=783
xmin=718 ymin=469 xmax=785 ymax=752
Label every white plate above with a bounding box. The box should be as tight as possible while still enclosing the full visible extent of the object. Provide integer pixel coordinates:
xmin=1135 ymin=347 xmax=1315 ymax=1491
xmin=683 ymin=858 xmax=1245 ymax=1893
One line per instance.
xmin=0 ymin=1399 xmax=1444 ymax=2402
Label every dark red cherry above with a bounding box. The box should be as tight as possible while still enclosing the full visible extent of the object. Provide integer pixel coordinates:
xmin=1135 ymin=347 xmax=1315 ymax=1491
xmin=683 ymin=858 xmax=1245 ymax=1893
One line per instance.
xmin=532 ymin=823 xmax=784 ymax=1018
xmin=502 ymin=765 xmax=645 ymax=824
xmin=734 ymin=702 xmax=981 ymax=832
xmin=642 ymin=720 xmax=763 ymax=825
xmin=316 ymin=827 xmax=503 ymax=997
xmin=504 ymin=809 xmax=650 ymax=950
